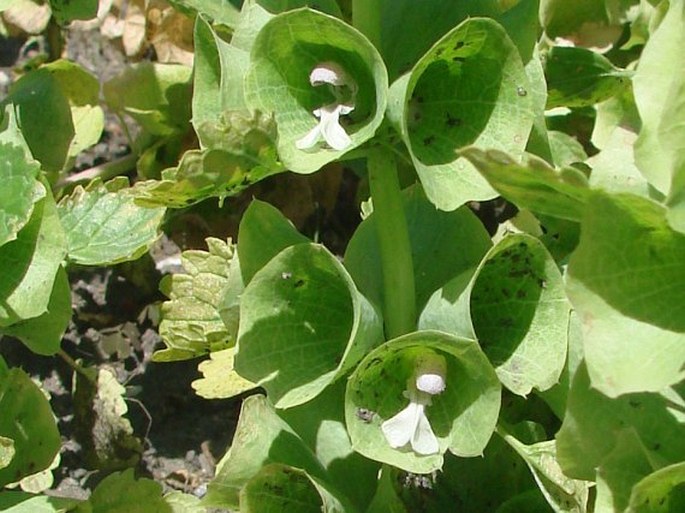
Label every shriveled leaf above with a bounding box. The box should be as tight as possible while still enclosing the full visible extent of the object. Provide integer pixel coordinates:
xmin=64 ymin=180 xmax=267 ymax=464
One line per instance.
xmin=0 ymin=266 xmax=71 ymax=355
xmin=544 ymin=46 xmax=631 ymax=109
xmin=245 ymin=8 xmax=388 ymax=173
xmin=203 ymin=395 xmax=328 ymax=510
xmin=0 ymin=367 xmax=61 ymax=488
xmin=192 ymin=347 xmax=256 ymax=399
xmin=567 ymin=192 xmax=685 ymax=396
xmin=103 ymin=62 xmax=192 ymax=136
xmin=0 ymin=191 xmax=66 ymax=327
xmin=462 ymin=147 xmax=590 ymax=222
xmin=387 ymin=17 xmax=535 ymax=210
xmin=346 ymin=331 xmax=501 ymax=473
xmin=235 ymin=243 xmax=383 ymax=408
xmin=0 ymin=436 xmax=14 ymax=470
xmin=73 ymin=368 xmax=142 ymax=471
xmin=58 ymin=177 xmax=165 ymax=266
xmin=155 ymin=238 xmax=241 ymax=362
xmin=0 ymin=141 xmax=45 ymax=246
xmin=133 ymin=112 xmax=284 ymax=208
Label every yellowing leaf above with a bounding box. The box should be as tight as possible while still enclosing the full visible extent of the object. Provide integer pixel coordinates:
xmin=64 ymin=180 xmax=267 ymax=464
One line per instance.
xmin=192 ymin=348 xmax=256 ymax=399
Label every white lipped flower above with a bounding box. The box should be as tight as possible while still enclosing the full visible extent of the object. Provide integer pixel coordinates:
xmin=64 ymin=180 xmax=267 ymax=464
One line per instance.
xmin=296 ymin=62 xmax=357 ymax=151
xmin=381 ymin=352 xmax=447 ymax=455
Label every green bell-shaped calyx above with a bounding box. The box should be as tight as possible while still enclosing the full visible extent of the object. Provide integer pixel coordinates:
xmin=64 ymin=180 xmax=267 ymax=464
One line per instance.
xmin=245 ymin=8 xmax=388 ymax=173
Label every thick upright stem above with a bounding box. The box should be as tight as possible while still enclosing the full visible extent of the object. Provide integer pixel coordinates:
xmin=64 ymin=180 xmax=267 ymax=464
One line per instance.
xmin=352 ymin=0 xmax=382 ymax=49
xmin=367 ymin=148 xmax=416 ymax=339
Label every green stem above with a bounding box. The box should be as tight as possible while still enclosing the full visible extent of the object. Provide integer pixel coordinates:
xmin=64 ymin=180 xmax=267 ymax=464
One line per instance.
xmin=367 ymin=147 xmax=416 ymax=339
xmin=352 ymin=0 xmax=382 ymax=49
xmin=55 ymin=154 xmax=137 ymax=191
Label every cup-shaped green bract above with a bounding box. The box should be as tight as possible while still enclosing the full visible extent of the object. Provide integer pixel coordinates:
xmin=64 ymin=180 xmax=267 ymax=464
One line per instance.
xmin=345 ymin=330 xmax=501 ymax=473
xmin=387 ymin=17 xmax=535 ymax=211
xmin=235 ymin=243 xmax=383 ymax=409
xmin=245 ymin=8 xmax=388 ymax=173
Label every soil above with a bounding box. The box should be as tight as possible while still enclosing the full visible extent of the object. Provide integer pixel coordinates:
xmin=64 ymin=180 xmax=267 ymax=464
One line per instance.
xmin=0 ymin=16 xmax=515 ymax=507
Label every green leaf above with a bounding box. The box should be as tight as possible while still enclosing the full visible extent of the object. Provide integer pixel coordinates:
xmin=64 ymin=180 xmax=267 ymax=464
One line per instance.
xmin=203 ymin=395 xmax=328 ymax=509
xmin=555 ymin=363 xmax=685 ymax=481
xmin=0 ymin=492 xmax=79 ymax=513
xmin=499 ymin=430 xmax=590 ymax=513
xmin=629 ymin=462 xmax=685 ymax=513
xmin=240 ymin=463 xmax=356 ymax=513
xmin=633 ymin=0 xmax=685 ymax=195
xmin=540 ymin=0 xmax=623 ymax=39
xmin=164 ymin=491 xmax=205 ymax=513
xmin=245 ymin=8 xmax=388 ymax=173
xmin=0 ymin=266 xmax=71 ymax=355
xmin=237 ymin=199 xmax=310 ymax=285
xmin=548 ymin=130 xmax=587 ymax=168
xmin=387 ymin=17 xmax=535 ymax=211
xmin=48 ymin=0 xmax=98 ymax=25
xmin=133 ymin=112 xmax=284 ymax=208
xmin=155 ymin=238 xmax=240 ymax=361
xmin=567 ymin=192 xmax=685 ymax=396
xmin=235 ymin=243 xmax=383 ymax=408
xmin=345 ymin=184 xmax=492 ymax=319
xmin=462 ymin=147 xmax=590 ymax=222
xmin=345 ymin=331 xmax=501 ymax=473
xmin=171 ymin=0 xmax=240 ymax=27
xmin=0 ymin=190 xmax=66 ymax=327
xmin=76 ymin=469 xmax=169 ymax=513
xmin=257 ymin=0 xmax=341 ymax=16
xmin=544 ymin=46 xmax=631 ymax=109
xmin=0 ymin=367 xmax=61 ymax=488
xmin=0 ymin=141 xmax=45 ymax=246
xmin=58 ymin=177 xmax=165 ymax=266
xmin=191 ymin=347 xmax=256 ymax=399
xmin=469 ymin=234 xmax=570 ymax=395
xmin=103 ymin=63 xmax=192 ymax=136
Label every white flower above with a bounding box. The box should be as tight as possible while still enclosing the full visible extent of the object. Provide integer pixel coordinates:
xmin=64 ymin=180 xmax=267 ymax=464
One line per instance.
xmin=296 ymin=103 xmax=354 ymax=151
xmin=381 ymin=353 xmax=447 ymax=455
xmin=296 ymin=62 xmax=357 ymax=151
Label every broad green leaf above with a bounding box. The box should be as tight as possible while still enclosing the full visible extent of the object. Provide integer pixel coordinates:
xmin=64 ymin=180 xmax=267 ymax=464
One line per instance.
xmin=0 ymin=367 xmax=61 ymax=488
xmin=235 ymin=243 xmax=383 ymax=408
xmin=345 ymin=184 xmax=491 ymax=318
xmin=240 ymin=463 xmax=356 ymax=513
xmin=48 ymin=0 xmax=98 ymax=25
xmin=0 ymin=266 xmax=70 ymax=355
xmin=595 ymin=429 xmax=655 ymax=513
xmin=365 ymin=467 xmax=407 ymax=513
xmin=555 ymin=363 xmax=685 ymax=481
xmin=462 ymin=147 xmax=590 ymax=222
xmin=470 ymin=234 xmax=570 ymax=395
xmin=0 ymin=492 xmax=79 ymax=513
xmin=257 ymin=0 xmax=341 ymax=16
xmin=133 ymin=112 xmax=284 ymax=208
xmin=345 ymin=331 xmax=501 ymax=473
xmin=500 ymin=430 xmax=590 ymax=512
xmin=662 ymin=61 xmax=685 ymax=233
xmin=567 ymin=192 xmax=685 ymax=396
xmin=58 ymin=177 xmax=165 ymax=266
xmin=587 ymin=127 xmax=651 ymax=197
xmin=75 ymin=469 xmax=168 ymax=513
xmin=629 ymin=462 xmax=685 ymax=513
xmin=524 ymin=50 xmax=555 ymax=164
xmin=544 ymin=46 xmax=631 ymax=109
xmin=245 ymin=8 xmax=388 ymax=173
xmin=0 ymin=436 xmax=14 ymax=470
xmin=591 ymin=86 xmax=641 ymax=151
xmin=103 ymin=63 xmax=192 ymax=136
xmin=164 ymin=491 xmax=205 ymax=513
xmin=0 ymin=142 xmax=45 ymax=246
xmin=279 ymin=379 xmax=380 ymax=511
xmin=155 ymin=238 xmax=241 ymax=361
xmin=171 ymin=0 xmax=240 ymax=27
xmin=633 ymin=0 xmax=685 ymax=194
xmin=387 ymin=18 xmax=535 ymax=211
xmin=496 ymin=490 xmax=554 ymax=513
xmin=203 ymin=395 xmax=328 ymax=510
xmin=372 ymin=0 xmax=501 ymax=80
xmin=548 ymin=130 xmax=587 ymax=167
xmin=237 ymin=199 xmax=310 ymax=285
xmin=0 ymin=190 xmax=66 ymax=327
xmin=496 ymin=0 xmax=541 ymax=65
xmin=191 ymin=347 xmax=256 ymax=398
xmin=540 ymin=0 xmax=627 ymax=39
